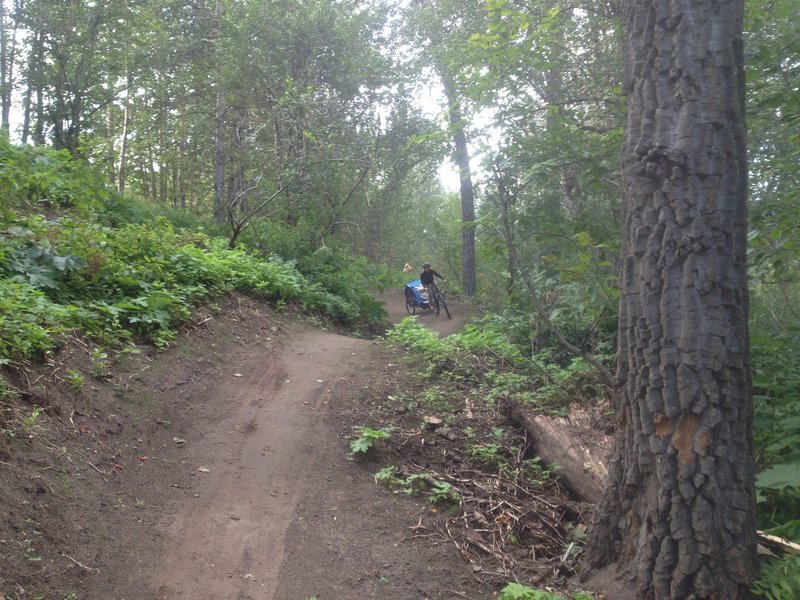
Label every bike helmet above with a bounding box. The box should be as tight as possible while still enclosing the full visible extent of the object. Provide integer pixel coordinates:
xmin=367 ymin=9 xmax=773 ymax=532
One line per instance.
xmin=422 ymin=262 xmax=431 ymax=268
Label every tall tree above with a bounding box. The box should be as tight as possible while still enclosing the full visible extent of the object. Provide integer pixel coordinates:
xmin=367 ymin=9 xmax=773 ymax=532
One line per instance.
xmin=440 ymin=68 xmax=476 ymax=296
xmin=583 ymin=1 xmax=758 ymax=598
xmin=467 ymin=1 xmax=624 ymax=287
xmin=212 ymin=0 xmax=226 ymax=223
xmin=0 ymin=0 xmax=23 ymax=136
xmin=403 ymin=0 xmax=485 ymax=296
xmin=20 ymin=28 xmax=45 ymax=144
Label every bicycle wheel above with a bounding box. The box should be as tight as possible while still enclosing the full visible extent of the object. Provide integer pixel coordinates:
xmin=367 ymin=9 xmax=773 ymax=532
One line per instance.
xmin=439 ymin=293 xmax=451 ymax=319
xmin=406 ymin=298 xmax=416 ymax=314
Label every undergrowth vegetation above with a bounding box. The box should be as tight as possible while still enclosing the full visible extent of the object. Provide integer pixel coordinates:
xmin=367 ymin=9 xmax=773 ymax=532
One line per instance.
xmin=0 ymin=139 xmax=386 ymax=396
xmin=386 ymin=299 xmax=799 ymax=597
xmin=385 ymin=315 xmax=611 ymax=415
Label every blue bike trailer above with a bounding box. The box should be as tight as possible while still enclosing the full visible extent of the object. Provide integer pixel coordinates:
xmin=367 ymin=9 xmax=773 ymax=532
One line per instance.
xmin=404 ymin=279 xmax=428 ymax=305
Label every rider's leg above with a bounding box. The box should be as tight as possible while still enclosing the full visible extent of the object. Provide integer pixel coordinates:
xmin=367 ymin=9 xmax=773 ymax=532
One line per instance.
xmin=425 ymin=285 xmax=437 ymax=309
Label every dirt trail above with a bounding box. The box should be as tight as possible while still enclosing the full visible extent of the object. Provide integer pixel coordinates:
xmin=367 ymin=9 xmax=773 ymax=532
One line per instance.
xmin=149 ymin=331 xmax=371 ymax=598
xmin=139 ymin=293 xmax=478 ymax=599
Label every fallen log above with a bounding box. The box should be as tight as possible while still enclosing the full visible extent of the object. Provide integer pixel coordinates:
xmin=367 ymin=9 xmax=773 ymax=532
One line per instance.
xmin=501 ymin=400 xmax=612 ymax=503
xmin=502 ymin=401 xmax=800 ymax=558
xmin=757 ymin=531 xmax=800 ymax=556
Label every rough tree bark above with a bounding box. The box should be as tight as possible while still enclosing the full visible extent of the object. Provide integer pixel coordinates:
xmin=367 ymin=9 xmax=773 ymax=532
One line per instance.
xmin=583 ymin=1 xmax=758 ymax=599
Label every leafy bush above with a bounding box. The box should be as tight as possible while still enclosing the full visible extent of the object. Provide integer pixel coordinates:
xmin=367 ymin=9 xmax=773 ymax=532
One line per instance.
xmin=386 ymin=315 xmax=610 ymax=412
xmin=751 ymin=321 xmax=800 ymax=538
xmin=0 ymin=141 xmax=387 ymax=362
xmin=245 ymin=219 xmax=390 ymax=325
xmin=498 ymin=582 xmax=594 ymax=600
xmin=385 ymin=317 xmax=451 ymax=377
xmin=0 ymin=281 xmax=75 ymax=362
xmin=0 ymin=137 xmax=109 ymax=216
xmin=374 ymin=466 xmax=461 ymax=506
xmin=529 ymin=354 xmax=610 ymax=408
xmin=753 ymin=554 xmax=800 ymax=600
xmin=452 ymin=317 xmax=528 ymax=367
xmin=1 ymin=196 xmax=386 ymax=363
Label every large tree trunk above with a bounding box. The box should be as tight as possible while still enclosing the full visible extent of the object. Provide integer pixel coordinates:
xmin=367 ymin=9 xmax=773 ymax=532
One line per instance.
xmin=583 ymin=1 xmax=757 ymax=599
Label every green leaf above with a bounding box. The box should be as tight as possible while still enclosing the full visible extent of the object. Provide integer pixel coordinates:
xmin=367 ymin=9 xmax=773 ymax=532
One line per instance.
xmin=349 ymin=437 xmax=373 ymax=454
xmin=756 ymin=462 xmax=800 ymax=492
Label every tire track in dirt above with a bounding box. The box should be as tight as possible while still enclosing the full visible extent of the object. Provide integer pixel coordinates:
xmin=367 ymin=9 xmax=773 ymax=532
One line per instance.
xmin=149 ymin=330 xmax=371 ymax=599
xmin=144 ymin=292 xmax=476 ymax=599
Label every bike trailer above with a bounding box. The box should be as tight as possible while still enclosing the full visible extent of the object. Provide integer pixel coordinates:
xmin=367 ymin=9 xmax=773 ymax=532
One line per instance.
xmin=404 ymin=279 xmax=429 ymax=305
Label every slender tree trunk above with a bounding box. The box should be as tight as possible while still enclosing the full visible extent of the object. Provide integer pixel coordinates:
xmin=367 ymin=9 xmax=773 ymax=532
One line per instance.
xmin=583 ymin=1 xmax=757 ymax=598
xmin=0 ymin=0 xmax=17 ymax=137
xmin=0 ymin=0 xmax=13 ymax=138
xmin=146 ymin=143 xmax=156 ymax=200
xmin=21 ymin=48 xmax=33 ymax=143
xmin=159 ymin=159 xmax=167 ymax=203
xmin=441 ymin=70 xmax=476 ymax=296
xmin=106 ymin=78 xmax=116 ymax=185
xmin=490 ymin=164 xmax=517 ymax=295
xmin=178 ymin=161 xmax=186 ymax=209
xmin=23 ymin=27 xmax=46 ymax=145
xmin=118 ymin=69 xmax=132 ymax=194
xmin=212 ymin=0 xmax=226 ymax=224
xmin=32 ymin=32 xmax=45 ymax=145
xmin=213 ymin=86 xmax=226 ymax=222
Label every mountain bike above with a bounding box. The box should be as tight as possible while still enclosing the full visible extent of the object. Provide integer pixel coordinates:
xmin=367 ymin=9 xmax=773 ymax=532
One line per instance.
xmin=429 ymin=283 xmax=451 ymax=319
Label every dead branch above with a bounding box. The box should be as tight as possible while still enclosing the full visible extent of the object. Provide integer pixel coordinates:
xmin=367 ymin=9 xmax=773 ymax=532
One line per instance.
xmin=62 ymin=553 xmax=100 ymax=573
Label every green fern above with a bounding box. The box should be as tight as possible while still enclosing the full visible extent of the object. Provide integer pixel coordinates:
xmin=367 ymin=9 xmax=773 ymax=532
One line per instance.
xmin=349 ymin=427 xmax=393 ymax=455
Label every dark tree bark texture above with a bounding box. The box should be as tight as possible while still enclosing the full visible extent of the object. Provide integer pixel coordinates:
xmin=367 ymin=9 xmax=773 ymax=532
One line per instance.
xmin=584 ymin=1 xmax=757 ymax=599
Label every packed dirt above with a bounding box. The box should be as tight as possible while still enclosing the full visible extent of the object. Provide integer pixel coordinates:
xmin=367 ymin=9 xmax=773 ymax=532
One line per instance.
xmin=0 ymin=290 xmax=609 ymax=600
xmin=0 ymin=291 xmax=487 ymax=600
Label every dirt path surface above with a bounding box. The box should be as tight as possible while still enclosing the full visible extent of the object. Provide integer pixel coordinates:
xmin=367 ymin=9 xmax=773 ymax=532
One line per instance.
xmin=1 ymin=290 xmax=492 ymax=600
xmin=3 ymin=289 xmax=614 ymax=600
xmin=137 ymin=292 xmax=480 ymax=599
xmin=149 ymin=331 xmax=373 ymax=598
xmin=2 ymin=285 xmax=625 ymax=600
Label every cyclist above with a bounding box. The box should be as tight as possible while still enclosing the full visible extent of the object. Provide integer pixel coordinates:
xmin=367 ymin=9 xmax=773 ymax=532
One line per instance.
xmin=419 ymin=262 xmax=447 ymax=309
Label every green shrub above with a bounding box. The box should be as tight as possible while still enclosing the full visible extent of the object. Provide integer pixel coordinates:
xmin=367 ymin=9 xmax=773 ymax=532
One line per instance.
xmin=0 ymin=138 xmax=109 ymax=215
xmin=753 ymin=554 xmax=800 ymax=600
xmin=498 ymin=582 xmax=594 ymax=599
xmin=0 ymin=281 xmax=75 ymax=362
xmin=385 ymin=316 xmax=444 ymax=353
xmin=374 ymin=466 xmax=461 ymax=506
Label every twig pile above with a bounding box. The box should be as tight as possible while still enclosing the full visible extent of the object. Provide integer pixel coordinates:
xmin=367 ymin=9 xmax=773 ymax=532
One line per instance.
xmin=386 ymin=423 xmax=589 ymax=587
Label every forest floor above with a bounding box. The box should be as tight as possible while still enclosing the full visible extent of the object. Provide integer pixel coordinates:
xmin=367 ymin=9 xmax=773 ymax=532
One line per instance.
xmin=0 ymin=290 xmax=615 ymax=600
